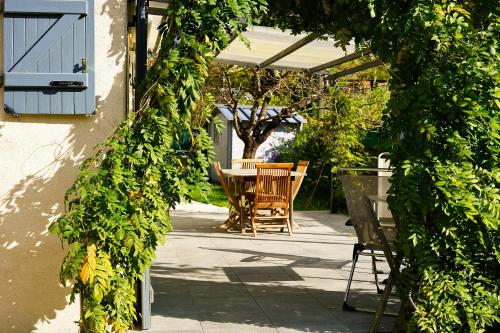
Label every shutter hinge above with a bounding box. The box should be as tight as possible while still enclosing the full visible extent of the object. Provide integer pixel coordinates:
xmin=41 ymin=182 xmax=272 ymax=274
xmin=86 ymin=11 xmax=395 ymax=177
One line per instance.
xmin=82 ymin=58 xmax=88 ymax=73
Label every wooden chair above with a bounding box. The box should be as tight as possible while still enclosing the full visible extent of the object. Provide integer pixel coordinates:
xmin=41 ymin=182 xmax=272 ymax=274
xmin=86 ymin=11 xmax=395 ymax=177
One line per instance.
xmin=213 ymin=161 xmax=245 ymax=231
xmin=232 ymin=159 xmax=264 ymax=193
xmin=287 ymin=160 xmax=309 ymax=230
xmin=292 ymin=160 xmax=309 ymax=201
xmin=250 ymin=163 xmax=294 ymax=237
xmin=232 ymin=159 xmax=264 ymax=169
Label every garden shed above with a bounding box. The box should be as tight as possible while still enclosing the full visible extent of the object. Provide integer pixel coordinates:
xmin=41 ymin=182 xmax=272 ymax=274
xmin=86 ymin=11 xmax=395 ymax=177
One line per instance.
xmin=208 ymin=104 xmax=306 ymax=180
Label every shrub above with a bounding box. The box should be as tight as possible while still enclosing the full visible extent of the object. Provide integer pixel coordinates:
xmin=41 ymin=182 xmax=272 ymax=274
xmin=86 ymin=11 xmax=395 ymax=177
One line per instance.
xmin=274 ymin=87 xmax=389 ymax=210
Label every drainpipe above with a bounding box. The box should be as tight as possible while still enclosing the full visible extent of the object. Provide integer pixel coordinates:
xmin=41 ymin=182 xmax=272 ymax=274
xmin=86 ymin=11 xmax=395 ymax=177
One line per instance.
xmin=136 ymin=0 xmax=148 ymax=84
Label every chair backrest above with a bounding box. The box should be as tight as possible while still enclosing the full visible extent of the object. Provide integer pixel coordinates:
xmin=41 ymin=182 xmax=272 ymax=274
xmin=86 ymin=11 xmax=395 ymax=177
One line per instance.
xmin=213 ymin=161 xmax=239 ymax=209
xmin=339 ymin=175 xmax=393 ymax=246
xmin=292 ymin=160 xmax=309 ymax=200
xmin=364 ymin=196 xmax=398 ymax=270
xmin=255 ymin=163 xmax=293 ymax=205
xmin=377 ymin=153 xmax=392 ymax=219
xmin=232 ymin=159 xmax=264 ymax=169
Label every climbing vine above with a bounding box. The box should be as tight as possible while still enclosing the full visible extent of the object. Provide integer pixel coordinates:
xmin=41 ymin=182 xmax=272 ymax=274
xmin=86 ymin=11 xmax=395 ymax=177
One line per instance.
xmin=50 ymin=0 xmax=499 ymax=331
xmin=49 ymin=1 xmax=265 ymax=332
xmin=268 ymin=1 xmax=499 ymax=332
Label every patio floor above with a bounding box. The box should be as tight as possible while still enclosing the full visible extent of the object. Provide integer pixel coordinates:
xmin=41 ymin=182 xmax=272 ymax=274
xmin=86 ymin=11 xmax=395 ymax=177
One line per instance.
xmin=147 ymin=203 xmax=400 ymax=333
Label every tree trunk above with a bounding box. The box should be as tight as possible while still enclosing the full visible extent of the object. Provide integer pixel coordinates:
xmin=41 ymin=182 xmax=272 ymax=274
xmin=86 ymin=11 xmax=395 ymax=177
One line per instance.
xmin=242 ymin=141 xmax=259 ymax=159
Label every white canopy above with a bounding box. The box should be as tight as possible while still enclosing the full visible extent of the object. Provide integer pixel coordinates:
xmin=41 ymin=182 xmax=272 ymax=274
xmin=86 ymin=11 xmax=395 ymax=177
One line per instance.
xmin=146 ymin=1 xmax=382 ymax=78
xmin=215 ymin=26 xmax=358 ymax=72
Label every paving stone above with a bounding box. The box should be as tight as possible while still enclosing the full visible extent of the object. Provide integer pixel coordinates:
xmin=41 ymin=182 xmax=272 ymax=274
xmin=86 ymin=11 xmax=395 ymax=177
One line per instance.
xmin=187 ymin=280 xmax=250 ymax=299
xmin=149 ymin=291 xmax=199 ymax=322
xmin=149 ymin=316 xmax=203 ymax=332
xmin=152 ymin=277 xmax=191 ymax=298
xmin=274 ymin=324 xmax=353 ymax=333
xmin=141 ymin=329 xmax=204 ymax=333
xmin=232 ymin=266 xmax=302 ymax=283
xmin=147 ymin=208 xmax=400 ymax=333
xmin=243 ymin=282 xmax=310 ymax=297
xmin=201 ymin=322 xmax=278 ymax=333
xmin=195 ymin=297 xmax=270 ymax=326
xmin=253 ymin=295 xmax=337 ymax=325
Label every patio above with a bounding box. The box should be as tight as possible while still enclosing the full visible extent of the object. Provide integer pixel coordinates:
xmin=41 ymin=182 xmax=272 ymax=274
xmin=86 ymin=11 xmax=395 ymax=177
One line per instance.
xmin=146 ymin=203 xmax=400 ymax=333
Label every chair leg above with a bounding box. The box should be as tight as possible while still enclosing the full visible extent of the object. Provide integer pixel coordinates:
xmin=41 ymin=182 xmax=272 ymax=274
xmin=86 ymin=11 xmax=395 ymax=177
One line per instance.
xmin=368 ymin=272 xmax=394 ymax=333
xmin=251 ymin=211 xmax=257 ymax=237
xmin=392 ymin=305 xmax=407 ymax=333
xmin=278 ymin=208 xmax=285 ymax=233
xmin=343 ymin=244 xmax=361 ymax=311
xmin=371 ymin=250 xmax=384 ymax=294
xmin=286 ymin=217 xmax=292 ymax=236
xmin=240 ymin=201 xmax=245 ymax=234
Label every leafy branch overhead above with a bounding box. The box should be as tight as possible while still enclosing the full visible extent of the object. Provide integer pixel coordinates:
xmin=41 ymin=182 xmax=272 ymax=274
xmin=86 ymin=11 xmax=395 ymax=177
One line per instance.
xmin=268 ymin=1 xmax=499 ymax=331
xmin=49 ymin=1 xmax=267 ymax=332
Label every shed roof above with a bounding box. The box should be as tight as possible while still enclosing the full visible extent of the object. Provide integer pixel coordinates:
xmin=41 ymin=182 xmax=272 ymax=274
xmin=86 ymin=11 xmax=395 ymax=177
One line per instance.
xmin=216 ymin=104 xmax=306 ymax=125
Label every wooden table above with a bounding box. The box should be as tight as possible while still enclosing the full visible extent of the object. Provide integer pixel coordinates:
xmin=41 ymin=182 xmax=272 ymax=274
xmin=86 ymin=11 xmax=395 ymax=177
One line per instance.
xmin=222 ymin=169 xmax=305 ymax=233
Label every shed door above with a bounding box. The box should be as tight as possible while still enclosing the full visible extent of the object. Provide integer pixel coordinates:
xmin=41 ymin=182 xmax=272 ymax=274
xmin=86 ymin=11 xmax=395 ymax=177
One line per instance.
xmin=3 ymin=0 xmax=95 ymax=115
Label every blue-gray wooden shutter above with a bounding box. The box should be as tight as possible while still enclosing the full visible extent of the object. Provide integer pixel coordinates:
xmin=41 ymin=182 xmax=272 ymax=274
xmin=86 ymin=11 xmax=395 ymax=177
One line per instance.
xmin=3 ymin=0 xmax=95 ymax=115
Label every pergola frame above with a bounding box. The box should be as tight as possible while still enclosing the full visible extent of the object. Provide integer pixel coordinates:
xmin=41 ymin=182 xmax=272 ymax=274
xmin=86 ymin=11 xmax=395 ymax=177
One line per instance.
xmin=257 ymin=32 xmax=321 ymax=69
xmin=129 ymin=0 xmax=386 ymax=329
xmin=214 ymin=31 xmax=381 ymax=78
xmin=145 ymin=0 xmax=384 ymax=79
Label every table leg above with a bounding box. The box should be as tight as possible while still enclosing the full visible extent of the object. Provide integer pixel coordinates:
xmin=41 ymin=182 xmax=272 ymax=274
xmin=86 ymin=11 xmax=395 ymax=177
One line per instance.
xmin=239 ymin=177 xmax=246 ymax=234
xmin=290 ymin=194 xmax=294 ymax=232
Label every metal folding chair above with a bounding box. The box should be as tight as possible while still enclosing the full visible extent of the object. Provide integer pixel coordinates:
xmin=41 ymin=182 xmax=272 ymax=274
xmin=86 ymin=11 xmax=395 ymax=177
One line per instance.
xmin=364 ymin=196 xmax=402 ymax=333
xmin=339 ymin=173 xmax=397 ymax=311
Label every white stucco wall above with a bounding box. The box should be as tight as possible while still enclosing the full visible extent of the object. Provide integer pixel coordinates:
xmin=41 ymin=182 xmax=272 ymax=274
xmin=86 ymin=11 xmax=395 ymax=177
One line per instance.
xmin=0 ymin=1 xmax=128 ymax=332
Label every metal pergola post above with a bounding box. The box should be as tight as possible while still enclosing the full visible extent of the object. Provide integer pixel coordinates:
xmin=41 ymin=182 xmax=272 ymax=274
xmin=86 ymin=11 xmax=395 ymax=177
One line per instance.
xmin=135 ymin=0 xmax=152 ymax=330
xmin=136 ymin=0 xmax=148 ymax=84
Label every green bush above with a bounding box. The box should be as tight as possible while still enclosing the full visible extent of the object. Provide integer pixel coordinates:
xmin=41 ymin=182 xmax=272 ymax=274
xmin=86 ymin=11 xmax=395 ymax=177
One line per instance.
xmin=274 ymin=87 xmax=389 ymax=210
xmin=269 ymin=2 xmax=499 ymax=330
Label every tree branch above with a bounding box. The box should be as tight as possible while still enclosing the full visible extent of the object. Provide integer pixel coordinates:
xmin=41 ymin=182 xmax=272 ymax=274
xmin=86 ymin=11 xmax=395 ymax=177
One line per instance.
xmin=257 ymin=96 xmax=271 ymax=123
xmin=256 ymin=118 xmax=282 ymax=144
xmin=229 ymin=99 xmax=242 ymax=138
xmin=249 ymin=99 xmax=260 ymax=127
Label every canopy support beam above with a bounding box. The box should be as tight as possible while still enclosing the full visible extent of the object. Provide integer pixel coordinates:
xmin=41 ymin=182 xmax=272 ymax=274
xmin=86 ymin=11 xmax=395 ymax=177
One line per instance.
xmin=327 ymin=59 xmax=383 ymax=80
xmin=258 ymin=32 xmax=320 ymax=68
xmin=308 ymin=49 xmax=371 ymax=73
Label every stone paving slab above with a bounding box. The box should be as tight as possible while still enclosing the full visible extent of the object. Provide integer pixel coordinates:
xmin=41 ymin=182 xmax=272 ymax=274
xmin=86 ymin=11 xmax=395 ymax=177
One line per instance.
xmin=142 ymin=205 xmax=400 ymax=333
